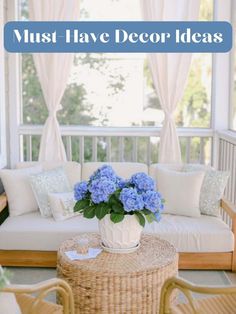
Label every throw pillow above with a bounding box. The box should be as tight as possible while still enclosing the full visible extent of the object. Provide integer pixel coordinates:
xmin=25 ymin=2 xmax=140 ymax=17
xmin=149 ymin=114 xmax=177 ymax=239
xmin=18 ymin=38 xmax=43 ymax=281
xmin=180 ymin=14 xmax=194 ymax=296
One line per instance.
xmin=156 ymin=167 xmax=205 ymax=217
xmin=30 ymin=167 xmax=71 ymax=218
xmin=48 ymin=191 xmax=78 ymax=221
xmin=0 ymin=166 xmax=42 ymax=216
xmin=0 ymin=292 xmax=21 ymax=314
xmin=183 ymin=164 xmax=230 ymax=216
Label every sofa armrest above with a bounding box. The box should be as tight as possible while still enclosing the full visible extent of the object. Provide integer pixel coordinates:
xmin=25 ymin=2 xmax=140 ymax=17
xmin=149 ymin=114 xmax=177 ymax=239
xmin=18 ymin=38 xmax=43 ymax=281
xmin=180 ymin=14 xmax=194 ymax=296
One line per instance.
xmin=0 ymin=193 xmax=8 ymax=225
xmin=221 ymin=198 xmax=236 ymax=271
xmin=221 ymin=198 xmax=236 ymax=219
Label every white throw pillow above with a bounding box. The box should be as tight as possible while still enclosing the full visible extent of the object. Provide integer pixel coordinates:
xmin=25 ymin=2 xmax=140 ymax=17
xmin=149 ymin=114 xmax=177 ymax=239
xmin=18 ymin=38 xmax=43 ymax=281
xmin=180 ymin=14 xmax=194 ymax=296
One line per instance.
xmin=156 ymin=168 xmax=205 ymax=217
xmin=0 ymin=166 xmax=42 ymax=216
xmin=30 ymin=167 xmax=71 ymax=218
xmin=0 ymin=292 xmax=21 ymax=314
xmin=183 ymin=164 xmax=229 ymax=216
xmin=48 ymin=192 xmax=79 ymax=221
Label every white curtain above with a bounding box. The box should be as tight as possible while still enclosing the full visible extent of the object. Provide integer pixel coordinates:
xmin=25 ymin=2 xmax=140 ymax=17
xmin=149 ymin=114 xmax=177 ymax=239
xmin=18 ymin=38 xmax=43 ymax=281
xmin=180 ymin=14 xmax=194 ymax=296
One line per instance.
xmin=140 ymin=0 xmax=200 ymax=163
xmin=29 ymin=0 xmax=80 ymax=162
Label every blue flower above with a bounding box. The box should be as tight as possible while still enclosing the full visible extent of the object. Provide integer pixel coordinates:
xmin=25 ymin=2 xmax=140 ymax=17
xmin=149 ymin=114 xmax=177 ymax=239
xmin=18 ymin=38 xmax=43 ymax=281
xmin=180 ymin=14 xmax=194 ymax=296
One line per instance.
xmin=142 ymin=190 xmax=163 ymax=213
xmin=116 ymin=177 xmax=130 ymax=189
xmin=74 ymin=181 xmax=88 ymax=201
xmin=90 ymin=165 xmax=117 ymax=183
xmin=88 ymin=178 xmax=116 ymax=204
xmin=130 ymin=172 xmax=155 ymax=192
xmin=119 ymin=187 xmax=144 ymax=212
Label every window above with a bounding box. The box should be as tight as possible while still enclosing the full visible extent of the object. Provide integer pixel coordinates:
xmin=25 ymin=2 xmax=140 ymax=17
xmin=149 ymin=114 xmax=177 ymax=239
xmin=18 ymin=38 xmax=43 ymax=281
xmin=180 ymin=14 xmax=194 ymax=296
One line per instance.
xmin=21 ymin=0 xmax=213 ymax=129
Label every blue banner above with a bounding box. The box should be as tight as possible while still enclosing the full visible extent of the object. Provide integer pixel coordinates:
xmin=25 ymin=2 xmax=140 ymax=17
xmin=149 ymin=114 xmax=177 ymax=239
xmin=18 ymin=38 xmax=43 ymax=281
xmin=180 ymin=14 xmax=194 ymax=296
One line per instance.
xmin=4 ymin=21 xmax=232 ymax=53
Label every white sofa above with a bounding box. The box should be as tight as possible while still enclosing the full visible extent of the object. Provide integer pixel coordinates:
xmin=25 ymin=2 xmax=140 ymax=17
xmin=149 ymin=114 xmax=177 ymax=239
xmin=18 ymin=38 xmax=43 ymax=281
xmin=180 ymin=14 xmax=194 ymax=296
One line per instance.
xmin=0 ymin=161 xmax=235 ymax=270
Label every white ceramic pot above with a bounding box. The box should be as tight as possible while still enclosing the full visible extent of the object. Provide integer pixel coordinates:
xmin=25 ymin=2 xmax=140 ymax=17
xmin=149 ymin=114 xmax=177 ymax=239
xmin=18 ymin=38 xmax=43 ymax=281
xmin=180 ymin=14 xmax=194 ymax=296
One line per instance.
xmin=99 ymin=214 xmax=143 ymax=249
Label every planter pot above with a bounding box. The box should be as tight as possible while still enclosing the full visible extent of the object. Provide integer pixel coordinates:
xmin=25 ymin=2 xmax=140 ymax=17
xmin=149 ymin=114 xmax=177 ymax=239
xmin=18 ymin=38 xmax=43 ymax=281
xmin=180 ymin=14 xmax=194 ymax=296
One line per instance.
xmin=99 ymin=214 xmax=143 ymax=250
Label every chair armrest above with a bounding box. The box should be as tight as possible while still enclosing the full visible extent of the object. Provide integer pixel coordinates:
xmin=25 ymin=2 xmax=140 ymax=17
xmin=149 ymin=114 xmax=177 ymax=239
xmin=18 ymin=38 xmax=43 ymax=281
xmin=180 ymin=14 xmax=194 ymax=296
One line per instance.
xmin=0 ymin=193 xmax=8 ymax=226
xmin=2 ymin=278 xmax=74 ymax=314
xmin=160 ymin=276 xmax=236 ymax=314
xmin=0 ymin=193 xmax=7 ymax=213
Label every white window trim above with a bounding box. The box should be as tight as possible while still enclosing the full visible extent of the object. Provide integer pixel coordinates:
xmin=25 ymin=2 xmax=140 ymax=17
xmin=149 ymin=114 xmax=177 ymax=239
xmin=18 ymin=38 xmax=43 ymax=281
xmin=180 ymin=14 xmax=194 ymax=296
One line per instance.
xmin=0 ymin=1 xmax=7 ymax=169
xmin=229 ymin=0 xmax=236 ymax=131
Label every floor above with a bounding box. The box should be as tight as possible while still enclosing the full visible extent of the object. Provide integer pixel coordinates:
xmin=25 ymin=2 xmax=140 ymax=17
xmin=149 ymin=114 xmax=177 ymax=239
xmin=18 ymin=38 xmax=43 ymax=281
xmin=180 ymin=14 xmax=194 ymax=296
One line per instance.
xmin=9 ymin=267 xmax=236 ymax=286
xmin=6 ymin=267 xmax=236 ymax=303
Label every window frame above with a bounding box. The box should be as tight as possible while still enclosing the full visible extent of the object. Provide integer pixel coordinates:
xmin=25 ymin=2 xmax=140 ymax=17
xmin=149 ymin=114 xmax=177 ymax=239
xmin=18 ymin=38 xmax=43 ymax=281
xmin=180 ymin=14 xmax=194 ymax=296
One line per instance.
xmin=0 ymin=1 xmax=7 ymax=169
xmin=229 ymin=0 xmax=236 ymax=132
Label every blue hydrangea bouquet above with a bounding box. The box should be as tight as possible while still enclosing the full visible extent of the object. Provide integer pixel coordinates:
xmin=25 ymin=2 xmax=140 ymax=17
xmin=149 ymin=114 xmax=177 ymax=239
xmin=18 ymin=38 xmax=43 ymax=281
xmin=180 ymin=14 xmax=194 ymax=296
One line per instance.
xmin=74 ymin=165 xmax=164 ymax=227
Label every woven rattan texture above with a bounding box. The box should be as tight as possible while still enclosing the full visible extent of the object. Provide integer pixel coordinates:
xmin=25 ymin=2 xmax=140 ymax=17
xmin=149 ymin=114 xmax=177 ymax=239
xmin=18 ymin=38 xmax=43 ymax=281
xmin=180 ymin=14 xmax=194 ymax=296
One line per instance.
xmin=57 ymin=233 xmax=178 ymax=313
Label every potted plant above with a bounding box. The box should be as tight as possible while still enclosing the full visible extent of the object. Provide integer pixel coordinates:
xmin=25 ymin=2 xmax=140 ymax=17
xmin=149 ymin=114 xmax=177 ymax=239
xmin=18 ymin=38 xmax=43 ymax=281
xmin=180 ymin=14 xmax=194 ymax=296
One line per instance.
xmin=74 ymin=165 xmax=164 ymax=251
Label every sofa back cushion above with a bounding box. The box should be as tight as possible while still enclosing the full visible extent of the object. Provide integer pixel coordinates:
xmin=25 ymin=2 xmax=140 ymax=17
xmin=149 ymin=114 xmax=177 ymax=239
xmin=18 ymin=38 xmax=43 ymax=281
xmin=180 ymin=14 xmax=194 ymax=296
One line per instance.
xmin=82 ymin=162 xmax=148 ymax=181
xmin=149 ymin=163 xmax=183 ymax=181
xmin=0 ymin=166 xmax=42 ymax=216
xmin=156 ymin=166 xmax=205 ymax=217
xmin=16 ymin=162 xmax=81 ymax=186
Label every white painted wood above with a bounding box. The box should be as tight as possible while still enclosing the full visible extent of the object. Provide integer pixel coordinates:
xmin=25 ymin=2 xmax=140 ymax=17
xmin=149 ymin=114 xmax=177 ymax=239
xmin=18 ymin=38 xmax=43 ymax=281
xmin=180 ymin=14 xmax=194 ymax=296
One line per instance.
xmin=6 ymin=0 xmax=21 ymax=168
xmin=0 ymin=0 xmax=7 ymax=168
xmin=218 ymin=130 xmax=236 ymax=204
xmin=132 ymin=137 xmax=138 ymax=162
xmin=229 ymin=0 xmax=236 ymax=130
xmin=18 ymin=125 xmax=214 ymax=138
xmin=106 ymin=137 xmax=111 ymax=161
xmin=212 ymin=0 xmax=232 ymax=167
xmin=119 ymin=137 xmax=124 ymax=162
xmin=92 ymin=137 xmax=97 ymax=162
xmin=79 ymin=136 xmax=84 ymax=164
xmin=65 ymin=136 xmax=72 ymax=161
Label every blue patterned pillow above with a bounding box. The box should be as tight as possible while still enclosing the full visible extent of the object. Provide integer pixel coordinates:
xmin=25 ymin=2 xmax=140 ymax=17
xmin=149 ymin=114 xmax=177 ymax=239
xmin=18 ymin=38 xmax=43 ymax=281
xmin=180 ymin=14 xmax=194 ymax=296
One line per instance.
xmin=183 ymin=164 xmax=229 ymax=216
xmin=30 ymin=167 xmax=71 ymax=218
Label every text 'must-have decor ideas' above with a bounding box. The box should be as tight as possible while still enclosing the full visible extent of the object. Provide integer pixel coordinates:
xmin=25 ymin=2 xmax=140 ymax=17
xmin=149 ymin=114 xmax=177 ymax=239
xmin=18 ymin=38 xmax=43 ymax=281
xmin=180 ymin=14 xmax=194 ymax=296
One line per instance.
xmin=4 ymin=21 xmax=232 ymax=53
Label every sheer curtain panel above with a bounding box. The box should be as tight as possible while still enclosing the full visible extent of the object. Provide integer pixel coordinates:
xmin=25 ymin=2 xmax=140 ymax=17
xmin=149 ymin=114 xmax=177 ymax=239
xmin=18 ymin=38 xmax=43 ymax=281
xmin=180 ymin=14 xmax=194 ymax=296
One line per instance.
xmin=140 ymin=0 xmax=200 ymax=163
xmin=29 ymin=0 xmax=80 ymax=162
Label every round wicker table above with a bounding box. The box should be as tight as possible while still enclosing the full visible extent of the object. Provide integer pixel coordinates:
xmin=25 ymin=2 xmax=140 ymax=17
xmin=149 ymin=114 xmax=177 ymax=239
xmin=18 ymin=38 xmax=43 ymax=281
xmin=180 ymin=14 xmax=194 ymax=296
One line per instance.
xmin=57 ymin=233 xmax=178 ymax=314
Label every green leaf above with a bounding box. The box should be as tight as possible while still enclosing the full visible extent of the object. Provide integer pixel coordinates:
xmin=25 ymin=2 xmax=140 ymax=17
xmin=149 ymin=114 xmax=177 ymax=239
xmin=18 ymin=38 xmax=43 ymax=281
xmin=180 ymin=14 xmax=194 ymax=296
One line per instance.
xmin=111 ymin=203 xmax=124 ymax=214
xmin=145 ymin=213 xmax=155 ymax=223
xmin=74 ymin=199 xmax=90 ymax=212
xmin=95 ymin=203 xmax=110 ymax=220
xmin=109 ymin=194 xmax=119 ymax=205
xmin=110 ymin=212 xmax=124 ymax=223
xmin=83 ymin=206 xmax=96 ymax=219
xmin=134 ymin=212 xmax=146 ymax=227
xmin=142 ymin=209 xmax=152 ymax=215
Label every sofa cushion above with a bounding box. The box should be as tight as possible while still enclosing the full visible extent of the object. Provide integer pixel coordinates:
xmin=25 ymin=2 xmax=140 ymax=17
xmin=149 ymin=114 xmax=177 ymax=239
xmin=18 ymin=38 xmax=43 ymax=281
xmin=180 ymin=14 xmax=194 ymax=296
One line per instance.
xmin=0 ymin=212 xmax=233 ymax=253
xmin=0 ymin=166 xmax=42 ymax=217
xmin=183 ymin=164 xmax=230 ymax=217
xmin=16 ymin=162 xmax=81 ymax=187
xmin=156 ymin=167 xmax=205 ymax=217
xmin=48 ymin=192 xmax=78 ymax=221
xmin=30 ymin=168 xmax=72 ymax=218
xmin=82 ymin=162 xmax=148 ymax=181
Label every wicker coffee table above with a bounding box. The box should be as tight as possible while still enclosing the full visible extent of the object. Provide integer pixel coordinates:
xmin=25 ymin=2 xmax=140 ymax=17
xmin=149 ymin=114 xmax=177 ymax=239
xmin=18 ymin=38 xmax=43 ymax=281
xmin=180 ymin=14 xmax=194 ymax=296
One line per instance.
xmin=57 ymin=233 xmax=178 ymax=313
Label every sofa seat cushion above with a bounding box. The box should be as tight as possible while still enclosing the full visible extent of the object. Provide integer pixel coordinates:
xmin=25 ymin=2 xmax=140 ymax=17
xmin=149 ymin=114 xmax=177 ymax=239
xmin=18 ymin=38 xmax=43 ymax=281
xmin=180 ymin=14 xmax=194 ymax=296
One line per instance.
xmin=0 ymin=213 xmax=234 ymax=252
xmin=82 ymin=162 xmax=148 ymax=180
xmin=145 ymin=214 xmax=234 ymax=252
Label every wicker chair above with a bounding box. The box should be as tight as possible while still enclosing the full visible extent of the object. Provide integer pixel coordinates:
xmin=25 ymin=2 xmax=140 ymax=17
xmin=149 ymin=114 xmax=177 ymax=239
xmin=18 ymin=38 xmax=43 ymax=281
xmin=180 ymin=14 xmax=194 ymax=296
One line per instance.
xmin=2 ymin=278 xmax=74 ymax=314
xmin=160 ymin=276 xmax=236 ymax=314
